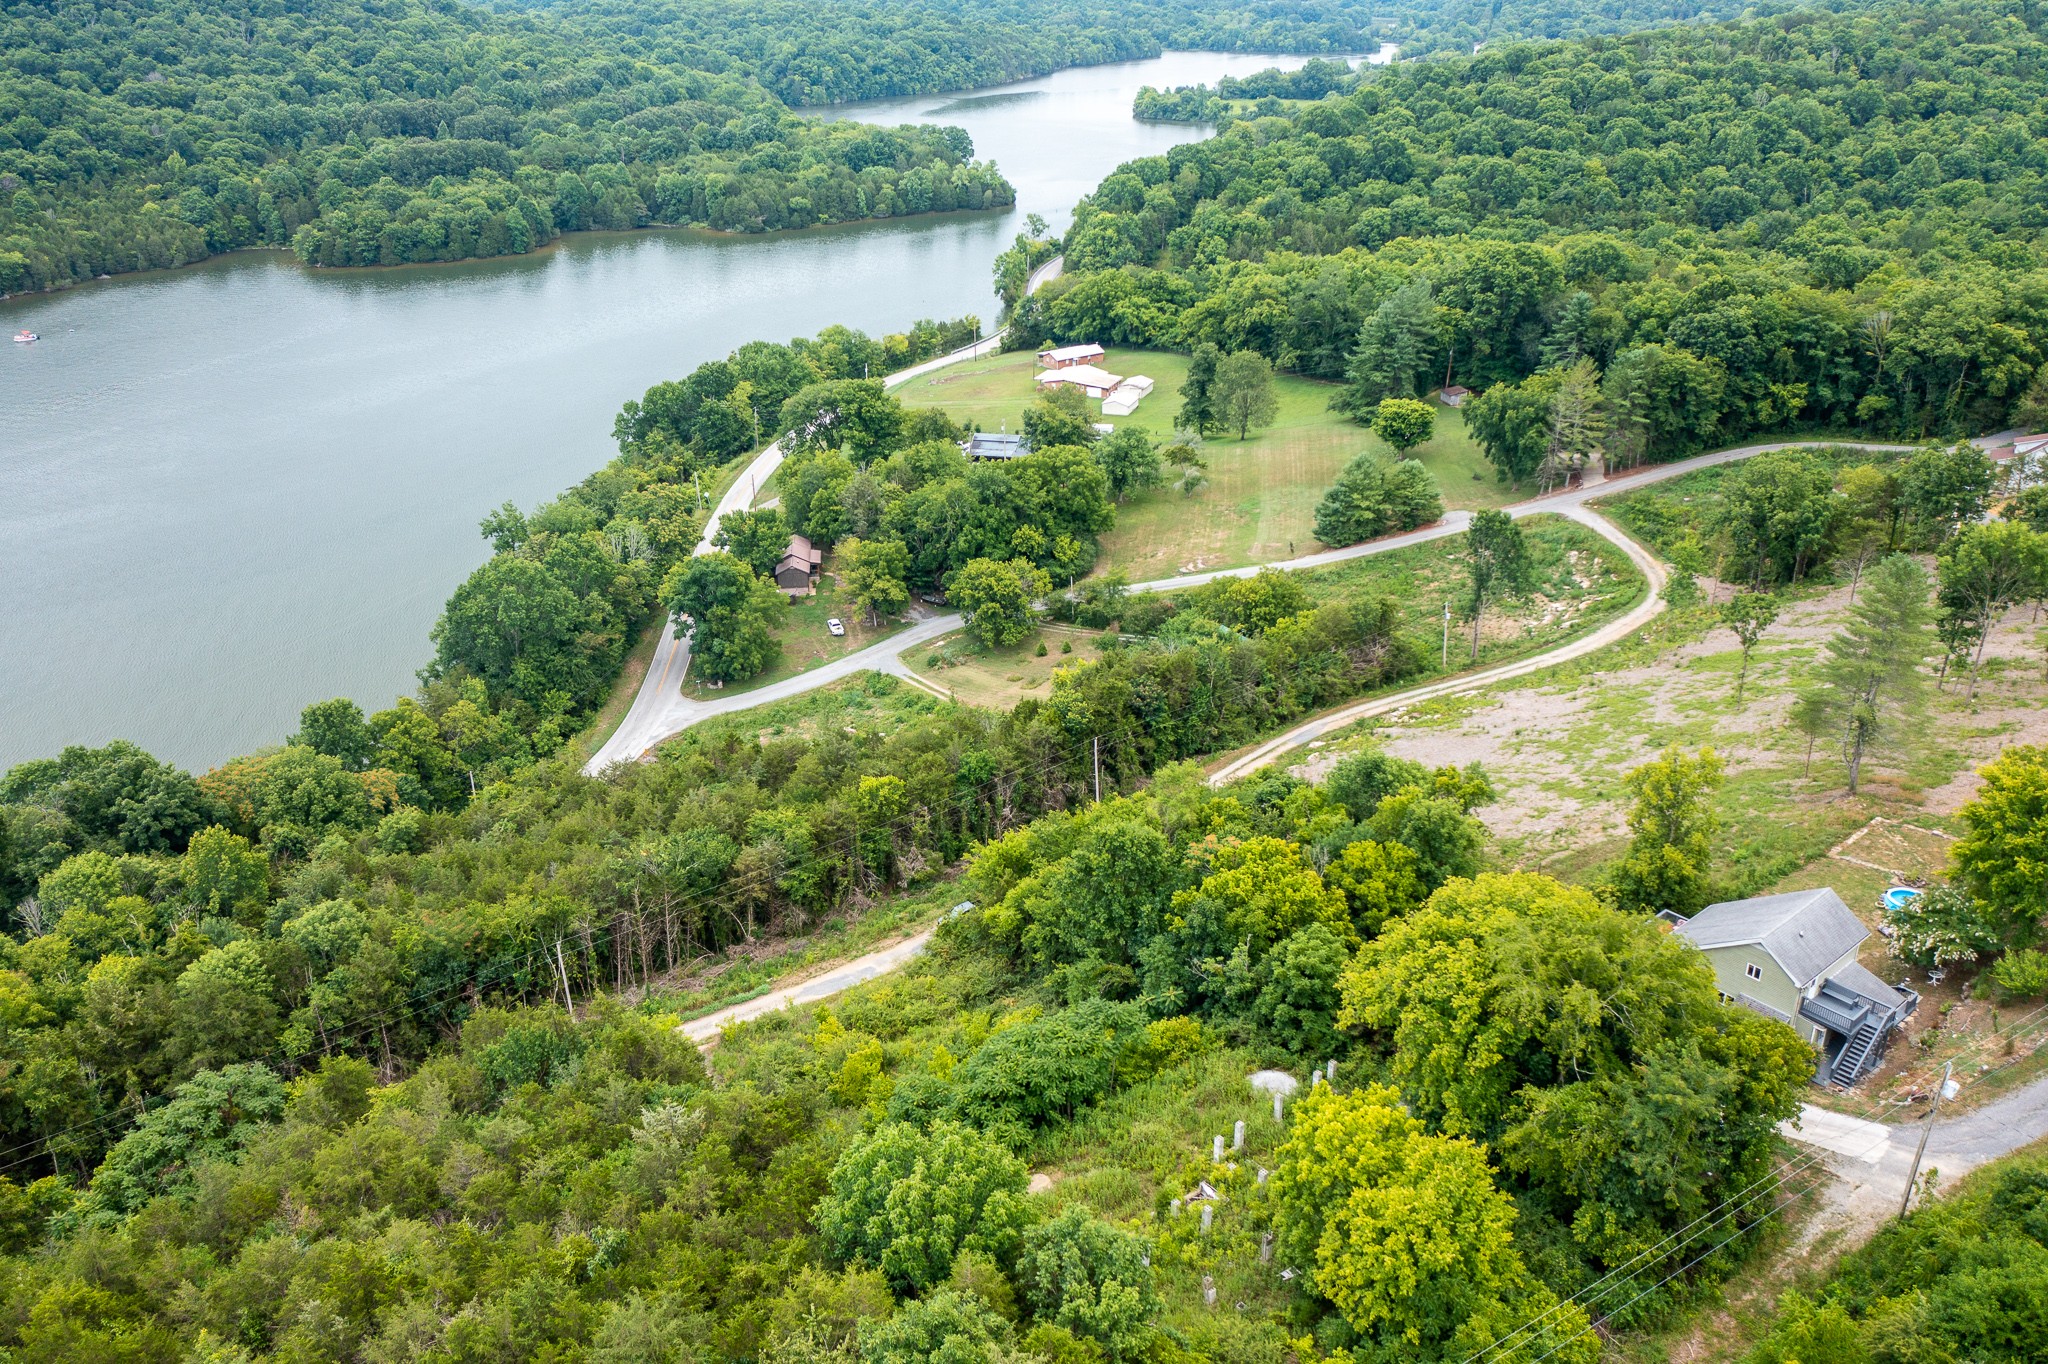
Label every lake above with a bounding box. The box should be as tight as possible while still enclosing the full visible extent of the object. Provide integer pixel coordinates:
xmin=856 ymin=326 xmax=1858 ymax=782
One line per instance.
xmin=0 ymin=49 xmax=1372 ymax=772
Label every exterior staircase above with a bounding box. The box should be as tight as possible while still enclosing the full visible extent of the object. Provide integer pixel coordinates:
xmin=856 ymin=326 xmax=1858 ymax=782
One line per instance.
xmin=1832 ymin=1020 xmax=1883 ymax=1083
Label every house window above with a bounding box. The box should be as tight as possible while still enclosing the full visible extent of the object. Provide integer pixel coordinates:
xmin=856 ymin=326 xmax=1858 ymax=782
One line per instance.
xmin=1745 ymin=963 xmax=1764 ymax=981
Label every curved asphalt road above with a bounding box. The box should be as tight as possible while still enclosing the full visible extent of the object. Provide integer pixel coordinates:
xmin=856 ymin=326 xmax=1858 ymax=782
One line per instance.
xmin=600 ymin=433 xmax=2005 ymax=774
xmin=665 ymin=431 xmax=2048 ymax=1193
xmin=586 ymin=254 xmax=1066 ymax=773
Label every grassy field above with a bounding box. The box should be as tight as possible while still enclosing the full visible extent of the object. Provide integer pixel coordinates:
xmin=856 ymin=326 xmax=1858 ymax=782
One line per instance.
xmin=682 ymin=572 xmax=908 ymax=700
xmin=909 ymin=514 xmax=1643 ymax=724
xmin=915 ymin=624 xmax=1109 ymax=710
xmin=662 ymin=670 xmax=949 ymax=754
xmin=893 ymin=347 xmax=1513 ymax=582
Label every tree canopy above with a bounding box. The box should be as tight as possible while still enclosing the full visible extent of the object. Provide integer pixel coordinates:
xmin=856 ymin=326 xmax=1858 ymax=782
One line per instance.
xmin=1045 ymin=0 xmax=2048 ymax=450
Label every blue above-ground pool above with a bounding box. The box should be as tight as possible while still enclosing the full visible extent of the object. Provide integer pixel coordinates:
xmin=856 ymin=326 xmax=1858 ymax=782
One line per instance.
xmin=1883 ymin=886 xmax=1924 ymax=912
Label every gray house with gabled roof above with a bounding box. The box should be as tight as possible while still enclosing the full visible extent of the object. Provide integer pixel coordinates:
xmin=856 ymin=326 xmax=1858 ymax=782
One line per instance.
xmin=1674 ymin=888 xmax=1918 ymax=1086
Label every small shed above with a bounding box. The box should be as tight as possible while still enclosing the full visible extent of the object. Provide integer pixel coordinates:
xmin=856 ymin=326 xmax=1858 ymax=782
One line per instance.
xmin=1036 ymin=363 xmax=1125 ymax=399
xmin=963 ymin=432 xmax=1029 ymax=461
xmin=1038 ymin=343 xmax=1106 ymax=370
xmin=1102 ymin=375 xmax=1155 ymax=416
xmin=774 ymin=534 xmax=822 ymax=595
xmin=1439 ymin=385 xmax=1472 ymax=407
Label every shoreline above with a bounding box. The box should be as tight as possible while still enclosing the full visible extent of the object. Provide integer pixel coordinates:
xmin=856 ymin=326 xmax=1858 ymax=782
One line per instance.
xmin=1 ymin=46 xmax=1364 ymax=306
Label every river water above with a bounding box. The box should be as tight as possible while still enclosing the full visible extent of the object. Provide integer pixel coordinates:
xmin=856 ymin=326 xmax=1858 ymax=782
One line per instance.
xmin=0 ymin=49 xmax=1369 ymax=771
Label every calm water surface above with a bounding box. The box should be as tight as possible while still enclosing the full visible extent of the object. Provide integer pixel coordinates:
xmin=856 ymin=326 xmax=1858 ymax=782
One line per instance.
xmin=0 ymin=50 xmax=1360 ymax=770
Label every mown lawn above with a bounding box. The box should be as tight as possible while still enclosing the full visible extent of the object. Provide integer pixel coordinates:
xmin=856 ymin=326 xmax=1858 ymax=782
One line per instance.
xmin=683 ymin=572 xmax=908 ymax=699
xmin=894 ymin=347 xmax=1515 ymax=584
xmin=914 ymin=624 xmax=1110 ymax=710
xmin=908 ymin=514 xmax=1643 ymax=723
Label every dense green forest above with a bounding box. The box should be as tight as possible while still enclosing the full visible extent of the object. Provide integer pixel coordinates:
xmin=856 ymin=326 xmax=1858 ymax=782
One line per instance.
xmin=492 ymin=0 xmax=1386 ymax=105
xmin=0 ymin=0 xmax=1384 ymax=290
xmin=8 ymin=0 xmax=2048 ymax=1358
xmin=1024 ymin=0 xmax=2048 ymax=458
xmin=0 ymin=687 xmax=1836 ymax=1361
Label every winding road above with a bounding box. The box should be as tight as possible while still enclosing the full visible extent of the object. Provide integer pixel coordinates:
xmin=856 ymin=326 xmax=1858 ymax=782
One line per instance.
xmin=594 ymin=430 xmax=1998 ymax=776
xmin=585 ymin=254 xmax=1065 ymax=773
xmin=655 ymin=425 xmax=2047 ymax=1206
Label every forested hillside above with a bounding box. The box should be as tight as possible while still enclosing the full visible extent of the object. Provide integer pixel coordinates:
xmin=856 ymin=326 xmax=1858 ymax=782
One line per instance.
xmin=1027 ymin=0 xmax=2048 ymax=452
xmin=0 ymin=696 xmax=1830 ymax=1361
xmin=0 ymin=0 xmax=1380 ymax=289
xmin=7 ymin=1 xmax=2048 ymax=1359
xmin=495 ymin=0 xmax=1385 ymax=105
xmin=1369 ymin=0 xmax=1870 ymax=58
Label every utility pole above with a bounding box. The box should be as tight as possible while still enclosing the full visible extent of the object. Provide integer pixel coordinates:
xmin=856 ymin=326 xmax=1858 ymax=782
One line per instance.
xmin=554 ymin=938 xmax=577 ymax=1024
xmin=1093 ymin=736 xmax=1102 ymax=803
xmin=1898 ymin=1061 xmax=1954 ymax=1220
xmin=1442 ymin=600 xmax=1452 ymax=669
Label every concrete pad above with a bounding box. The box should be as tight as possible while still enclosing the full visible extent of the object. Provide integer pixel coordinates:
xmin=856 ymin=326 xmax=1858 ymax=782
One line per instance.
xmin=1782 ymin=1104 xmax=1894 ymax=1164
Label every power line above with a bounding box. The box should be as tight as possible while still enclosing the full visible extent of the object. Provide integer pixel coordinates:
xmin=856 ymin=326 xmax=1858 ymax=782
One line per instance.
xmin=1458 ymin=1143 xmax=1835 ymax=1364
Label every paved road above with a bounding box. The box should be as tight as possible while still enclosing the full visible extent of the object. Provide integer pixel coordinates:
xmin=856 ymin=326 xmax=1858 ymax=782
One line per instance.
xmin=585 ymin=254 xmax=1065 ymax=774
xmin=1783 ymin=1068 xmax=2048 ymax=1245
xmin=592 ymin=380 xmax=2014 ymax=776
xmin=1205 ymin=503 xmax=1666 ymax=784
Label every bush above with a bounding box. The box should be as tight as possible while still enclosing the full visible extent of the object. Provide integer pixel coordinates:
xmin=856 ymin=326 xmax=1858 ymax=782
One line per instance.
xmin=1014 ymin=1206 xmax=1158 ymax=1359
xmin=1993 ymin=949 xmax=2048 ymax=999
xmin=1885 ymin=886 xmax=2004 ymax=967
xmin=860 ymin=1290 xmax=1016 ymax=1364
xmin=816 ymin=1121 xmax=1032 ymax=1292
xmin=952 ymin=999 xmax=1146 ymax=1130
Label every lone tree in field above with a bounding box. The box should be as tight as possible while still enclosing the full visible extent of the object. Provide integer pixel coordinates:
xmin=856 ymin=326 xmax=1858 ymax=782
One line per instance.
xmin=1212 ymin=350 xmax=1279 ymax=440
xmin=1809 ymin=553 xmax=1934 ymax=795
xmin=1610 ymin=745 xmax=1725 ymax=918
xmin=1718 ymin=592 xmax=1780 ymax=702
xmin=1370 ymin=397 xmax=1435 ymax=456
xmin=1462 ymin=510 xmax=1531 ymax=662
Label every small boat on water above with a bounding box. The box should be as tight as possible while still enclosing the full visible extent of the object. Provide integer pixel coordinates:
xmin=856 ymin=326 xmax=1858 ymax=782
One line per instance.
xmin=12 ymin=330 xmax=36 ymax=343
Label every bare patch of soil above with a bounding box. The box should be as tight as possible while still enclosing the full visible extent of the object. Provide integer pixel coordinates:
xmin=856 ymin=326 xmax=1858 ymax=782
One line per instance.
xmin=1293 ymin=578 xmax=2048 ymax=872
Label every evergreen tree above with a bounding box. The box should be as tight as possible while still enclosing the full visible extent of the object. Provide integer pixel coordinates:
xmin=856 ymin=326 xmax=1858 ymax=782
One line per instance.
xmin=1540 ymin=357 xmax=1605 ymax=491
xmin=1810 ymin=554 xmax=1933 ymax=794
xmin=1335 ymin=278 xmax=1436 ymax=416
xmin=1540 ymin=289 xmax=1598 ymax=367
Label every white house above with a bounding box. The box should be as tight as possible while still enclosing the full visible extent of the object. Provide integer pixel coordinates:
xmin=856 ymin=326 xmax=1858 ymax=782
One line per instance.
xmin=1674 ymin=887 xmax=1917 ymax=1086
xmin=1036 ymin=364 xmax=1125 ymax=399
xmin=1102 ymin=375 xmax=1155 ymax=416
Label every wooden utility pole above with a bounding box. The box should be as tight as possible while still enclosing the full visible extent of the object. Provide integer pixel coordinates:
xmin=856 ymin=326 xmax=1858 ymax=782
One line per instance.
xmin=1899 ymin=1061 xmax=1954 ymax=1220
xmin=554 ymin=938 xmax=577 ymax=1024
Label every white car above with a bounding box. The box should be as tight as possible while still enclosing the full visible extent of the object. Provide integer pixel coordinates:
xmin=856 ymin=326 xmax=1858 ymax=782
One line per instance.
xmin=827 ymin=618 xmax=846 ymax=637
